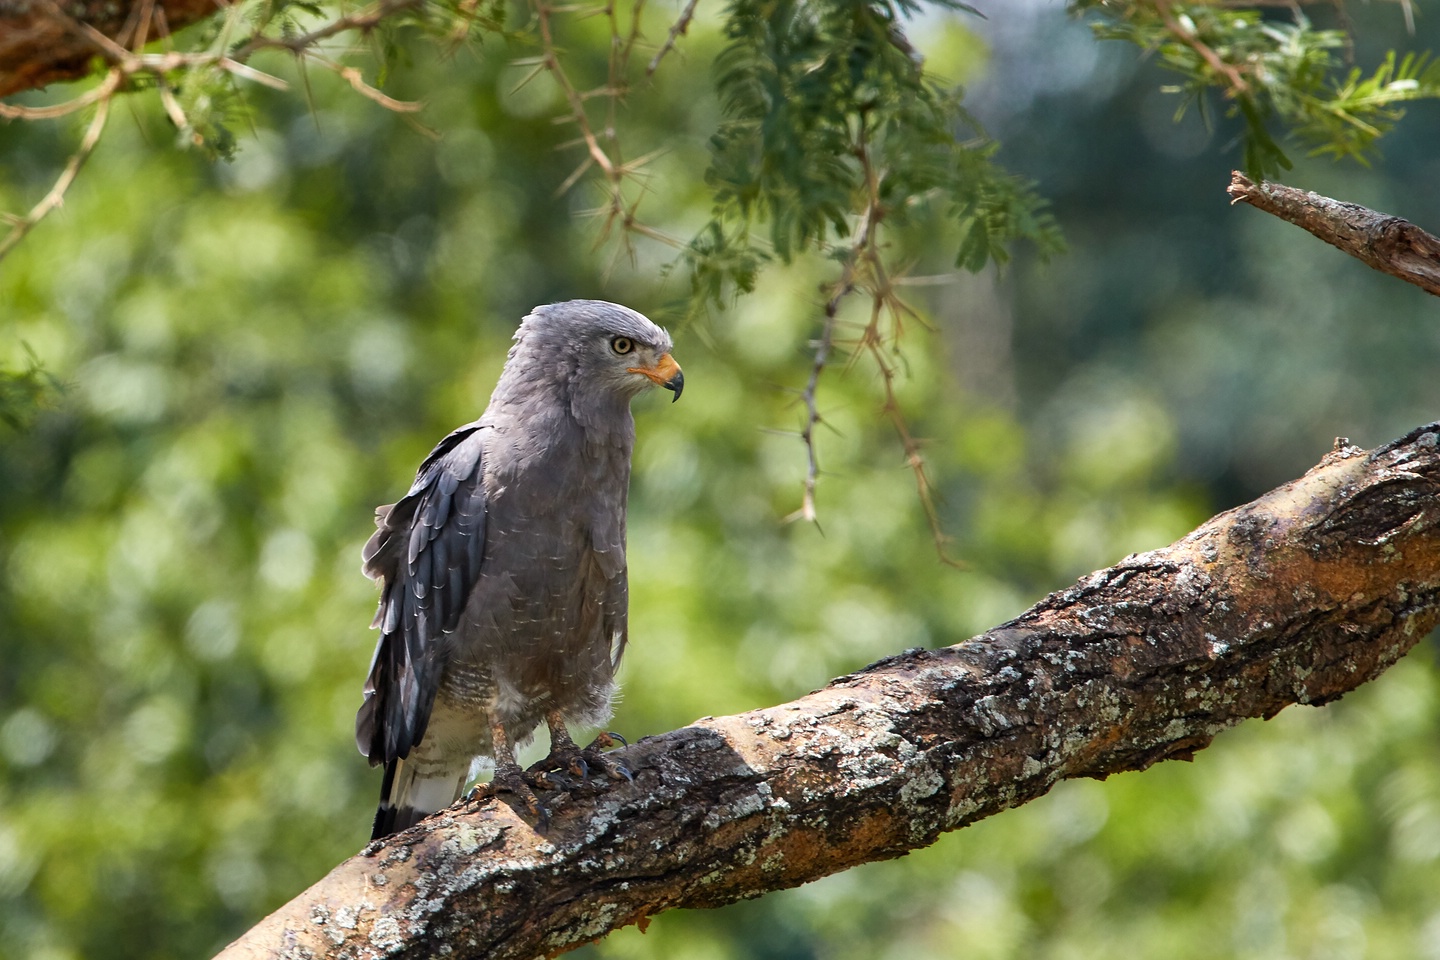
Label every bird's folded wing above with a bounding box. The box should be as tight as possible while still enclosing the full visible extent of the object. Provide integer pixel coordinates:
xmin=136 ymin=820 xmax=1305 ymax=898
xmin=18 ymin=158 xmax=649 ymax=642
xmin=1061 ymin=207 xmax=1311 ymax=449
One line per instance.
xmin=356 ymin=424 xmax=489 ymax=764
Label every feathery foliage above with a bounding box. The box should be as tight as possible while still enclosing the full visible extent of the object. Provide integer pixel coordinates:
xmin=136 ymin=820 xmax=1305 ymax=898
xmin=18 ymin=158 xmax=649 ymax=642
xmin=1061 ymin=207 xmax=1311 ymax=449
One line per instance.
xmin=0 ymin=353 xmax=59 ymax=430
xmin=1082 ymin=2 xmax=1440 ymax=178
xmin=692 ymin=0 xmax=1061 ymax=301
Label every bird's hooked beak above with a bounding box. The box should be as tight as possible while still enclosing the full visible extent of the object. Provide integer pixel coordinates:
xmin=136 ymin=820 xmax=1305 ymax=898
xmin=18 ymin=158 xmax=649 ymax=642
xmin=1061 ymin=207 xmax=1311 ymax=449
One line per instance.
xmin=629 ymin=352 xmax=685 ymax=402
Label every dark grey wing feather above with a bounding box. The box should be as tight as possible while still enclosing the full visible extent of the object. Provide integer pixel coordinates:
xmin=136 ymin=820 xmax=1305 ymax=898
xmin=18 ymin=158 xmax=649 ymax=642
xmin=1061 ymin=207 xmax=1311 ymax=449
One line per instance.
xmin=356 ymin=424 xmax=489 ymax=765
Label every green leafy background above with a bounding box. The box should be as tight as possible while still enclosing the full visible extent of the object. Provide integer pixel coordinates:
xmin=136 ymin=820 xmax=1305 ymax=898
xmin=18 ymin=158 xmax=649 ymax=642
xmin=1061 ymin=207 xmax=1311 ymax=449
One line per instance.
xmin=2 ymin=2 xmax=1440 ymax=958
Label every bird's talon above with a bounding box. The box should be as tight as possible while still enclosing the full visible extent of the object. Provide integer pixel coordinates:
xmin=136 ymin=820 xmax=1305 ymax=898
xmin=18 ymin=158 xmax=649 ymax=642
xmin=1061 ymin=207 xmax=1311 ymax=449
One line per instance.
xmin=588 ymin=731 xmax=627 ymax=750
xmin=580 ymin=748 xmax=631 ymax=784
xmin=527 ymin=770 xmax=559 ymax=792
xmin=527 ymin=739 xmax=590 ymax=783
xmin=573 ymin=731 xmax=631 ymax=782
xmin=485 ymin=765 xmax=551 ymax=827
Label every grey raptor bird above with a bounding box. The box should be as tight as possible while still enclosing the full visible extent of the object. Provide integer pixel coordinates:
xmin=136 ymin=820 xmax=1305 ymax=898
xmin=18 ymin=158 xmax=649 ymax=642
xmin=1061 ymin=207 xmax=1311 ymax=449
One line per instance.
xmin=356 ymin=300 xmax=683 ymax=839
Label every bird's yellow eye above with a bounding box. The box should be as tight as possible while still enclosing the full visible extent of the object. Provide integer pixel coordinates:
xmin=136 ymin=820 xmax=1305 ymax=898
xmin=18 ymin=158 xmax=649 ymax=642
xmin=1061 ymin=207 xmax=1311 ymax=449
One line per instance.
xmin=610 ymin=336 xmax=635 ymax=355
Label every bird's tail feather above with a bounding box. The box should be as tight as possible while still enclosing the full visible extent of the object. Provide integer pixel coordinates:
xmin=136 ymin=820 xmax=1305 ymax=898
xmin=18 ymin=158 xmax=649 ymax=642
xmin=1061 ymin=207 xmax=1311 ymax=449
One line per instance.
xmin=371 ymin=756 xmax=469 ymax=840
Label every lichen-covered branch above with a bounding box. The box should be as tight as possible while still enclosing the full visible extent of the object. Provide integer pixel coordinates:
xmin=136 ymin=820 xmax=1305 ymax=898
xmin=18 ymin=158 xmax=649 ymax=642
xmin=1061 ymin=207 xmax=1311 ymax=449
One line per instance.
xmin=1228 ymin=171 xmax=1440 ymax=298
xmin=216 ymin=422 xmax=1440 ymax=960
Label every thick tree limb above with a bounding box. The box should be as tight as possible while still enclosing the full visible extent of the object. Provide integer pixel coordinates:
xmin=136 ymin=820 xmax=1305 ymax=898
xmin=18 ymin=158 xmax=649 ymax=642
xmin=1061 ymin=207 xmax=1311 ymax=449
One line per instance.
xmin=217 ymin=422 xmax=1440 ymax=960
xmin=1228 ymin=171 xmax=1440 ymax=298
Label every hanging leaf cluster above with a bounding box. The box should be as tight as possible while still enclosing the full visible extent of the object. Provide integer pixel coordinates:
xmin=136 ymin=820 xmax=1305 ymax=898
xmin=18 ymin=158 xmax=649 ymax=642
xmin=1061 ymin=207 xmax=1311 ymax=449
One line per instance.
xmin=688 ymin=0 xmax=1063 ymax=303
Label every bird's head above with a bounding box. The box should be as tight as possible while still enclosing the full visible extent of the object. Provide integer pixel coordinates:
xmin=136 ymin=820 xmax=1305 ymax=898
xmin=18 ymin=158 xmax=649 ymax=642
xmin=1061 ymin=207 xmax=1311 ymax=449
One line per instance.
xmin=522 ymin=300 xmax=684 ymax=403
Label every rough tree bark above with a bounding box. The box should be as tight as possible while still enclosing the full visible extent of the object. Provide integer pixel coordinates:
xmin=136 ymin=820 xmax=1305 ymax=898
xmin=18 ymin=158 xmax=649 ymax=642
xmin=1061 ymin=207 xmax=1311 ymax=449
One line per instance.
xmin=1228 ymin=171 xmax=1440 ymax=298
xmin=216 ymin=422 xmax=1440 ymax=960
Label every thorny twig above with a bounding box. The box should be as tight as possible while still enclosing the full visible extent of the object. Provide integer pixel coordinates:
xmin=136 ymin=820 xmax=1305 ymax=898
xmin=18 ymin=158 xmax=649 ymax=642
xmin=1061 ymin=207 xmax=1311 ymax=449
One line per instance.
xmin=536 ymin=4 xmax=618 ymax=178
xmin=533 ymin=0 xmax=677 ymax=269
xmin=792 ymin=121 xmax=958 ymax=564
xmin=790 ymin=125 xmax=878 ymax=527
xmin=309 ymin=54 xmax=426 ymax=113
xmin=0 ymin=79 xmax=114 ymax=119
xmin=0 ymin=70 xmax=118 ymax=262
xmin=0 ymin=0 xmax=425 ymax=264
xmin=4 ymin=0 xmax=678 ymax=264
xmin=864 ymin=312 xmax=959 ymax=566
xmin=231 ymin=0 xmax=425 ymax=59
xmin=792 ymin=262 xmax=855 ymax=527
xmin=647 ymin=0 xmax=701 ymax=75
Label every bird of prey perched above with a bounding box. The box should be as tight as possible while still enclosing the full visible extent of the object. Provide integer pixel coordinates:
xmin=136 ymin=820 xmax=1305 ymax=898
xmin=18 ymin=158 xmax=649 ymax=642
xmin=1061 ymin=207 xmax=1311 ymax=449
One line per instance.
xmin=356 ymin=300 xmax=683 ymax=839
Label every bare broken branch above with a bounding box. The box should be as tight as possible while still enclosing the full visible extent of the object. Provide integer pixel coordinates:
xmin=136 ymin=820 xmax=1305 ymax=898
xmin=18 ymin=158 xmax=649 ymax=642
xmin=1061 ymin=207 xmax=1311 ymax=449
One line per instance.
xmin=1227 ymin=170 xmax=1440 ymax=297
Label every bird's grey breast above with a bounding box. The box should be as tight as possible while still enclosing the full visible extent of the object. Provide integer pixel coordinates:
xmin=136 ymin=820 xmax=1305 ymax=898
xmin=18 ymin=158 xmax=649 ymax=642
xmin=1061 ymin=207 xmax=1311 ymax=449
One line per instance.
xmin=483 ymin=395 xmax=632 ymax=571
xmin=442 ymin=399 xmax=632 ymax=724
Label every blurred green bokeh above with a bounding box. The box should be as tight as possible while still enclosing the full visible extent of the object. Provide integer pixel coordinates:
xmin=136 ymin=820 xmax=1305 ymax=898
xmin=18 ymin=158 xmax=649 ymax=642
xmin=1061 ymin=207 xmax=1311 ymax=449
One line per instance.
xmin=2 ymin=3 xmax=1440 ymax=959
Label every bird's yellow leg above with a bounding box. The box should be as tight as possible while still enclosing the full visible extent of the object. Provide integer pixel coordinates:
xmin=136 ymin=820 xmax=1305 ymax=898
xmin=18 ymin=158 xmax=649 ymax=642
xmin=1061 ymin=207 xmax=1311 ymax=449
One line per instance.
xmin=530 ymin=709 xmax=591 ymax=778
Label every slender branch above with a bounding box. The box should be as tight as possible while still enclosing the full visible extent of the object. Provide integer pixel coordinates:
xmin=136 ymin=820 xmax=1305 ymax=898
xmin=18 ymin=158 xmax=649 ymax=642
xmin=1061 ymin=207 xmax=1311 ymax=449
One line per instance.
xmin=0 ymin=79 xmax=113 ymax=119
xmin=156 ymin=73 xmax=191 ymax=131
xmin=533 ymin=0 xmax=669 ymax=261
xmin=1227 ymin=171 xmax=1440 ymax=297
xmin=793 ymin=119 xmax=956 ymax=561
xmin=536 ymin=0 xmax=617 ymax=178
xmin=647 ymin=0 xmax=700 ymax=75
xmin=230 ymin=0 xmax=424 ymax=59
xmin=790 ymin=126 xmax=882 ymax=527
xmin=215 ymin=58 xmax=290 ymax=92
xmin=791 ymin=264 xmax=852 ymax=526
xmin=1153 ymin=0 xmax=1250 ymax=96
xmin=848 ymin=144 xmax=958 ymax=564
xmin=307 ymin=54 xmax=425 ymax=112
xmin=0 ymin=70 xmax=117 ymax=263
xmin=216 ymin=421 xmax=1440 ymax=960
xmin=0 ymin=0 xmax=424 ymax=262
xmin=862 ymin=325 xmax=959 ymax=566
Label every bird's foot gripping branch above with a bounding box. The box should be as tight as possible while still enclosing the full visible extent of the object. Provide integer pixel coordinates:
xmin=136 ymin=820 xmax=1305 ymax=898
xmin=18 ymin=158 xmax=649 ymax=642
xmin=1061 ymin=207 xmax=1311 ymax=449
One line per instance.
xmin=219 ymin=423 xmax=1440 ymax=960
